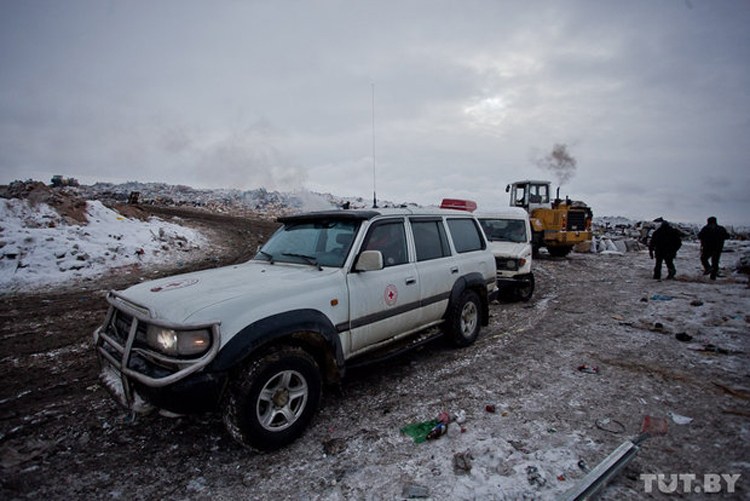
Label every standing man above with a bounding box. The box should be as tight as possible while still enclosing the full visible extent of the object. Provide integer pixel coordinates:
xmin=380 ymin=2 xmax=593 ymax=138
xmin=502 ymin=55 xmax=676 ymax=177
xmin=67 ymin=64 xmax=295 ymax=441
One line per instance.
xmin=698 ymin=216 xmax=730 ymax=280
xmin=649 ymin=218 xmax=682 ymax=280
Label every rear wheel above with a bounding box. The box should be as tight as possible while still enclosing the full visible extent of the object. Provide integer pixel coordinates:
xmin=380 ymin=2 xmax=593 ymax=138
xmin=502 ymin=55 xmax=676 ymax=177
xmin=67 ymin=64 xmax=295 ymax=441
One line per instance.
xmin=444 ymin=290 xmax=481 ymax=347
xmin=548 ymin=245 xmax=572 ymax=257
xmin=223 ymin=345 xmax=321 ymax=451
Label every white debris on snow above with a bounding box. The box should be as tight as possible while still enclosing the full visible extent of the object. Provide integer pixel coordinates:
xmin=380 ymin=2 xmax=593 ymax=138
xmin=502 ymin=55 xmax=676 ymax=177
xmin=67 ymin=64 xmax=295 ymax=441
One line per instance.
xmin=0 ymin=198 xmax=207 ymax=292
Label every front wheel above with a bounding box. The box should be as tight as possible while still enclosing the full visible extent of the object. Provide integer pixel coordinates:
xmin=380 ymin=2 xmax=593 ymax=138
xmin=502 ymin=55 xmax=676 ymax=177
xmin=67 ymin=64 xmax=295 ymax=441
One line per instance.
xmin=223 ymin=345 xmax=321 ymax=451
xmin=514 ymin=273 xmax=535 ymax=302
xmin=444 ymin=290 xmax=481 ymax=347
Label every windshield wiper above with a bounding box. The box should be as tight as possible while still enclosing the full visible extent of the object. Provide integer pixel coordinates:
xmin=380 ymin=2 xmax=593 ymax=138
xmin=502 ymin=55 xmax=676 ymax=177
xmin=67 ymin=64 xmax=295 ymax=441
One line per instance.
xmin=257 ymin=250 xmax=275 ymax=264
xmin=282 ymin=253 xmax=323 ymax=271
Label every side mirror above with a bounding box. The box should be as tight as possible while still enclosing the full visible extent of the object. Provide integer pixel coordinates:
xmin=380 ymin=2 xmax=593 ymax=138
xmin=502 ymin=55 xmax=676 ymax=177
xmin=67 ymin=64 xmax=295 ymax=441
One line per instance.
xmin=505 ymin=185 xmax=510 ymax=193
xmin=354 ymin=250 xmax=384 ymax=272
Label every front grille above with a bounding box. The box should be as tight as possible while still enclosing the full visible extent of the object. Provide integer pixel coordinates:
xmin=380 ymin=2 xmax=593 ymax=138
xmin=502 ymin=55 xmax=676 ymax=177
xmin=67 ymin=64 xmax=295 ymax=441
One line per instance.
xmin=95 ymin=291 xmax=221 ymax=391
xmin=109 ymin=310 xmax=147 ymax=346
xmin=566 ymin=210 xmax=587 ymax=231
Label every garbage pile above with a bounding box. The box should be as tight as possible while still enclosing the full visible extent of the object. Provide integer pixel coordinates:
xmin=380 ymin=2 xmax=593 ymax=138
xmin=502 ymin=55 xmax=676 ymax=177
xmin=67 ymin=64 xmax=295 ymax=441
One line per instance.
xmin=590 ymin=216 xmax=749 ymax=256
xmin=0 ymin=180 xmax=208 ymax=291
xmin=0 ymin=180 xmax=88 ymax=224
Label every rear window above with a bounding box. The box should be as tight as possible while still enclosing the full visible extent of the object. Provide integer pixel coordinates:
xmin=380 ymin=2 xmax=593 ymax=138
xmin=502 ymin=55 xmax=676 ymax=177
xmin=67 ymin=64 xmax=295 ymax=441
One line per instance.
xmin=447 ymin=218 xmax=486 ymax=253
xmin=411 ymin=219 xmax=451 ymax=261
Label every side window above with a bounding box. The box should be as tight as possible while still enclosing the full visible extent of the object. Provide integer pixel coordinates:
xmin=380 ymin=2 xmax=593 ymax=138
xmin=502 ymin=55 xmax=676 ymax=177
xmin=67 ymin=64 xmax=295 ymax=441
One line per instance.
xmin=539 ymin=184 xmax=549 ymax=203
xmin=447 ymin=218 xmax=486 ymax=253
xmin=530 ymin=184 xmax=549 ymax=203
xmin=411 ymin=219 xmax=451 ymax=261
xmin=362 ymin=219 xmax=408 ymax=267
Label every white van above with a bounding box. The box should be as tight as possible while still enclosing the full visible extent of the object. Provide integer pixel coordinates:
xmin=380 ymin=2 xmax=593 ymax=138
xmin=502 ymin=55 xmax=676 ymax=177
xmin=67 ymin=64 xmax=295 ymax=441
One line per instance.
xmin=477 ymin=208 xmax=535 ymax=301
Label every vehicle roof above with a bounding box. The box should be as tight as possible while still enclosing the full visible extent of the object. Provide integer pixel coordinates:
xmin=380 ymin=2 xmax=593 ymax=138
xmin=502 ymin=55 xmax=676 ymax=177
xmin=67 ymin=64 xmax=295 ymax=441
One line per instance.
xmin=509 ymin=180 xmax=551 ymax=186
xmin=278 ymin=206 xmax=476 ymax=224
xmin=476 ymin=207 xmax=530 ymax=219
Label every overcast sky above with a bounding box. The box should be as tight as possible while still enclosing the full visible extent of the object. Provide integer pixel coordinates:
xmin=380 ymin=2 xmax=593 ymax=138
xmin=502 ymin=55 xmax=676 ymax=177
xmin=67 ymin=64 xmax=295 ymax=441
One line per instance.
xmin=1 ymin=0 xmax=749 ymax=225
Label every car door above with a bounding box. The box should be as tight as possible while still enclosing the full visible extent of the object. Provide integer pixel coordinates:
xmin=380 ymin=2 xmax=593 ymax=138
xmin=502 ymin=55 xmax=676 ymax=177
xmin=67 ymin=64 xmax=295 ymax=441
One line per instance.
xmin=409 ymin=217 xmax=455 ymax=323
xmin=346 ymin=218 xmax=422 ymax=353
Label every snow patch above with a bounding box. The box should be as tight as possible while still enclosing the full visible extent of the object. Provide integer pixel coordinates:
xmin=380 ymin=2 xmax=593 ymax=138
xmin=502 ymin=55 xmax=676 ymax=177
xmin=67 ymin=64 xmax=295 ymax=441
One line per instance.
xmin=0 ymin=198 xmax=207 ymax=292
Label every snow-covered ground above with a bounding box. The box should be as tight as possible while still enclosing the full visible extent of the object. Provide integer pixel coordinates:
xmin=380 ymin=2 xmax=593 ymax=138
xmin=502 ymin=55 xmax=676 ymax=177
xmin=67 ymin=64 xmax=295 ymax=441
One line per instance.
xmin=1 ymin=188 xmax=749 ymax=499
xmin=0 ymin=198 xmax=207 ymax=293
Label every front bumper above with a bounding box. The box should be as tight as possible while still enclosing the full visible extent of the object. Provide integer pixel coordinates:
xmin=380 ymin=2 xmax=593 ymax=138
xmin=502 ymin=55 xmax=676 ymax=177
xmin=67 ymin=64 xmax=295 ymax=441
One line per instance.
xmin=93 ymin=291 xmax=224 ymax=414
xmin=496 ymin=272 xmax=534 ymax=289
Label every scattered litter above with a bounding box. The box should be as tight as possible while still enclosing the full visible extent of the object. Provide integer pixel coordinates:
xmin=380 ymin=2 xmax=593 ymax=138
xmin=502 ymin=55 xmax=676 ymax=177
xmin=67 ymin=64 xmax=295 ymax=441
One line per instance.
xmin=641 ymin=415 xmax=669 ymax=436
xmin=527 ymin=465 xmax=546 ymax=487
xmin=485 ymin=404 xmax=496 ymax=413
xmin=446 ymin=422 xmax=461 ymax=438
xmin=400 ymin=411 xmax=452 ymax=443
xmin=668 ymin=411 xmax=693 ymax=425
xmin=563 ymin=417 xmax=662 ymax=501
xmin=577 ymin=459 xmax=589 ymax=472
xmin=321 ymin=437 xmax=346 ymax=456
xmin=690 ymin=299 xmax=704 ymax=307
xmin=675 ymin=332 xmax=693 ymax=342
xmin=650 ymin=294 xmax=673 ymax=301
xmin=577 ymin=364 xmax=600 ymax=374
xmin=402 ymin=482 xmax=429 ymax=498
xmin=436 ymin=411 xmax=451 ymax=425
xmin=650 ymin=322 xmax=666 ymax=333
xmin=453 ymin=409 xmax=467 ymax=424
xmin=557 ymin=474 xmax=567 ymax=481
xmin=453 ymin=450 xmax=473 ymax=474
xmin=426 ymin=422 xmax=447 ymax=440
xmin=400 ymin=419 xmax=439 ymax=444
xmin=595 ymin=418 xmax=626 ymax=434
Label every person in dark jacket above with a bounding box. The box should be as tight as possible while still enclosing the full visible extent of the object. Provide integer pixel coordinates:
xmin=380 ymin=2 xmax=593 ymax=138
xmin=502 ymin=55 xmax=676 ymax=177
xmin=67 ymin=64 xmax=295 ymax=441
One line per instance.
xmin=649 ymin=219 xmax=682 ymax=280
xmin=698 ymin=216 xmax=730 ymax=280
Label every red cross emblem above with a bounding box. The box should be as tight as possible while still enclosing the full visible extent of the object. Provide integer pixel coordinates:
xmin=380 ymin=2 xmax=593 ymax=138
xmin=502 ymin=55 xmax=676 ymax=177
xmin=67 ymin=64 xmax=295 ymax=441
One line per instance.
xmin=384 ymin=284 xmax=398 ymax=306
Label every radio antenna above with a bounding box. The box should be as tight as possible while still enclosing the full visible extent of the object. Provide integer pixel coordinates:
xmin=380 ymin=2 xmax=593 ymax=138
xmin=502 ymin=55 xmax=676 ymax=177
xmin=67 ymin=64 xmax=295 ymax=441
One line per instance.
xmin=372 ymin=82 xmax=377 ymax=208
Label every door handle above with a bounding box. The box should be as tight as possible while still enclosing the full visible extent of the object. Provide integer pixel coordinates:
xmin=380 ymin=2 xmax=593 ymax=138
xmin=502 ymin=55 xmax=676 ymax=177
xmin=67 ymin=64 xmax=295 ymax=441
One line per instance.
xmin=405 ymin=277 xmax=417 ymax=285
xmin=450 ymin=267 xmax=459 ymax=274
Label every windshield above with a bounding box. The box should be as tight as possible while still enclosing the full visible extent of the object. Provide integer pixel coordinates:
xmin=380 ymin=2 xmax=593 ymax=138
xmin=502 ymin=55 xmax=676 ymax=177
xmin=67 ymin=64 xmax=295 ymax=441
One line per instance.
xmin=255 ymin=219 xmax=360 ymax=268
xmin=479 ymin=218 xmax=528 ymax=243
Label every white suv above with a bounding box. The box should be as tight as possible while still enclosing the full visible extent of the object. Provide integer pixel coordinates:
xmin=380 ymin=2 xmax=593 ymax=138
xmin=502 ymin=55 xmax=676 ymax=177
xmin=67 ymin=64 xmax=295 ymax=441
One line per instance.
xmin=94 ymin=207 xmax=497 ymax=450
xmin=477 ymin=208 xmax=535 ymax=301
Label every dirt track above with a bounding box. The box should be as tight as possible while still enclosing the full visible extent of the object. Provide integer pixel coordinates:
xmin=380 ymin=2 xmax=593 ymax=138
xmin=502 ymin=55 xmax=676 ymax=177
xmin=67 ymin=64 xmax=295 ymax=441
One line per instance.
xmin=1 ymin=208 xmax=748 ymax=500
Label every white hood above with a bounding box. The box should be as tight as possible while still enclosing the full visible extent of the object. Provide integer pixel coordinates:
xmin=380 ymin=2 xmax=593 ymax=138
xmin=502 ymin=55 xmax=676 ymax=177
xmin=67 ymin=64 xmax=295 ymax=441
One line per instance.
xmin=487 ymin=241 xmax=531 ymax=259
xmin=116 ymin=260 xmax=341 ymax=324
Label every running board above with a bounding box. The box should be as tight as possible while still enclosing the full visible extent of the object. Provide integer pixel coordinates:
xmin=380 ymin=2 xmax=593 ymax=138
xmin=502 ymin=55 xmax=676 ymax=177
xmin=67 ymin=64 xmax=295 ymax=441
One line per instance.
xmin=346 ymin=328 xmax=444 ymax=370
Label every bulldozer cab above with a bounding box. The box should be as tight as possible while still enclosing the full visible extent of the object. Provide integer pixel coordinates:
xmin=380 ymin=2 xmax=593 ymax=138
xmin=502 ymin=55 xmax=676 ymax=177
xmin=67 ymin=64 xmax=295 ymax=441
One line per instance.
xmin=506 ymin=180 xmax=551 ymax=212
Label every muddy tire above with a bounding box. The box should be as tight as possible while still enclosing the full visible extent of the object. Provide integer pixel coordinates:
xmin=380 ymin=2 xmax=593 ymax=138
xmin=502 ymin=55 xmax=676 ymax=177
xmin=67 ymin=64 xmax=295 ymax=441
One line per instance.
xmin=222 ymin=345 xmax=321 ymax=451
xmin=548 ymin=246 xmax=572 ymax=257
xmin=444 ymin=290 xmax=481 ymax=347
xmin=514 ymin=274 xmax=535 ymax=302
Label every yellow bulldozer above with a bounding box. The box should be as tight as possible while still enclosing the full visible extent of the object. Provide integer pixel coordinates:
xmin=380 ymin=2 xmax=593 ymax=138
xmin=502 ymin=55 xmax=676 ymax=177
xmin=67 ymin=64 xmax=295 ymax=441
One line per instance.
xmin=506 ymin=180 xmax=592 ymax=257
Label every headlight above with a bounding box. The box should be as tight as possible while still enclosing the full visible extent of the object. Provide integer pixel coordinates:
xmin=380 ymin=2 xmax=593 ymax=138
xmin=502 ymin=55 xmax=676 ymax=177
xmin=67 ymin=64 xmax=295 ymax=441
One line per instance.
xmin=505 ymin=259 xmax=517 ymax=270
xmin=144 ymin=325 xmax=211 ymax=356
